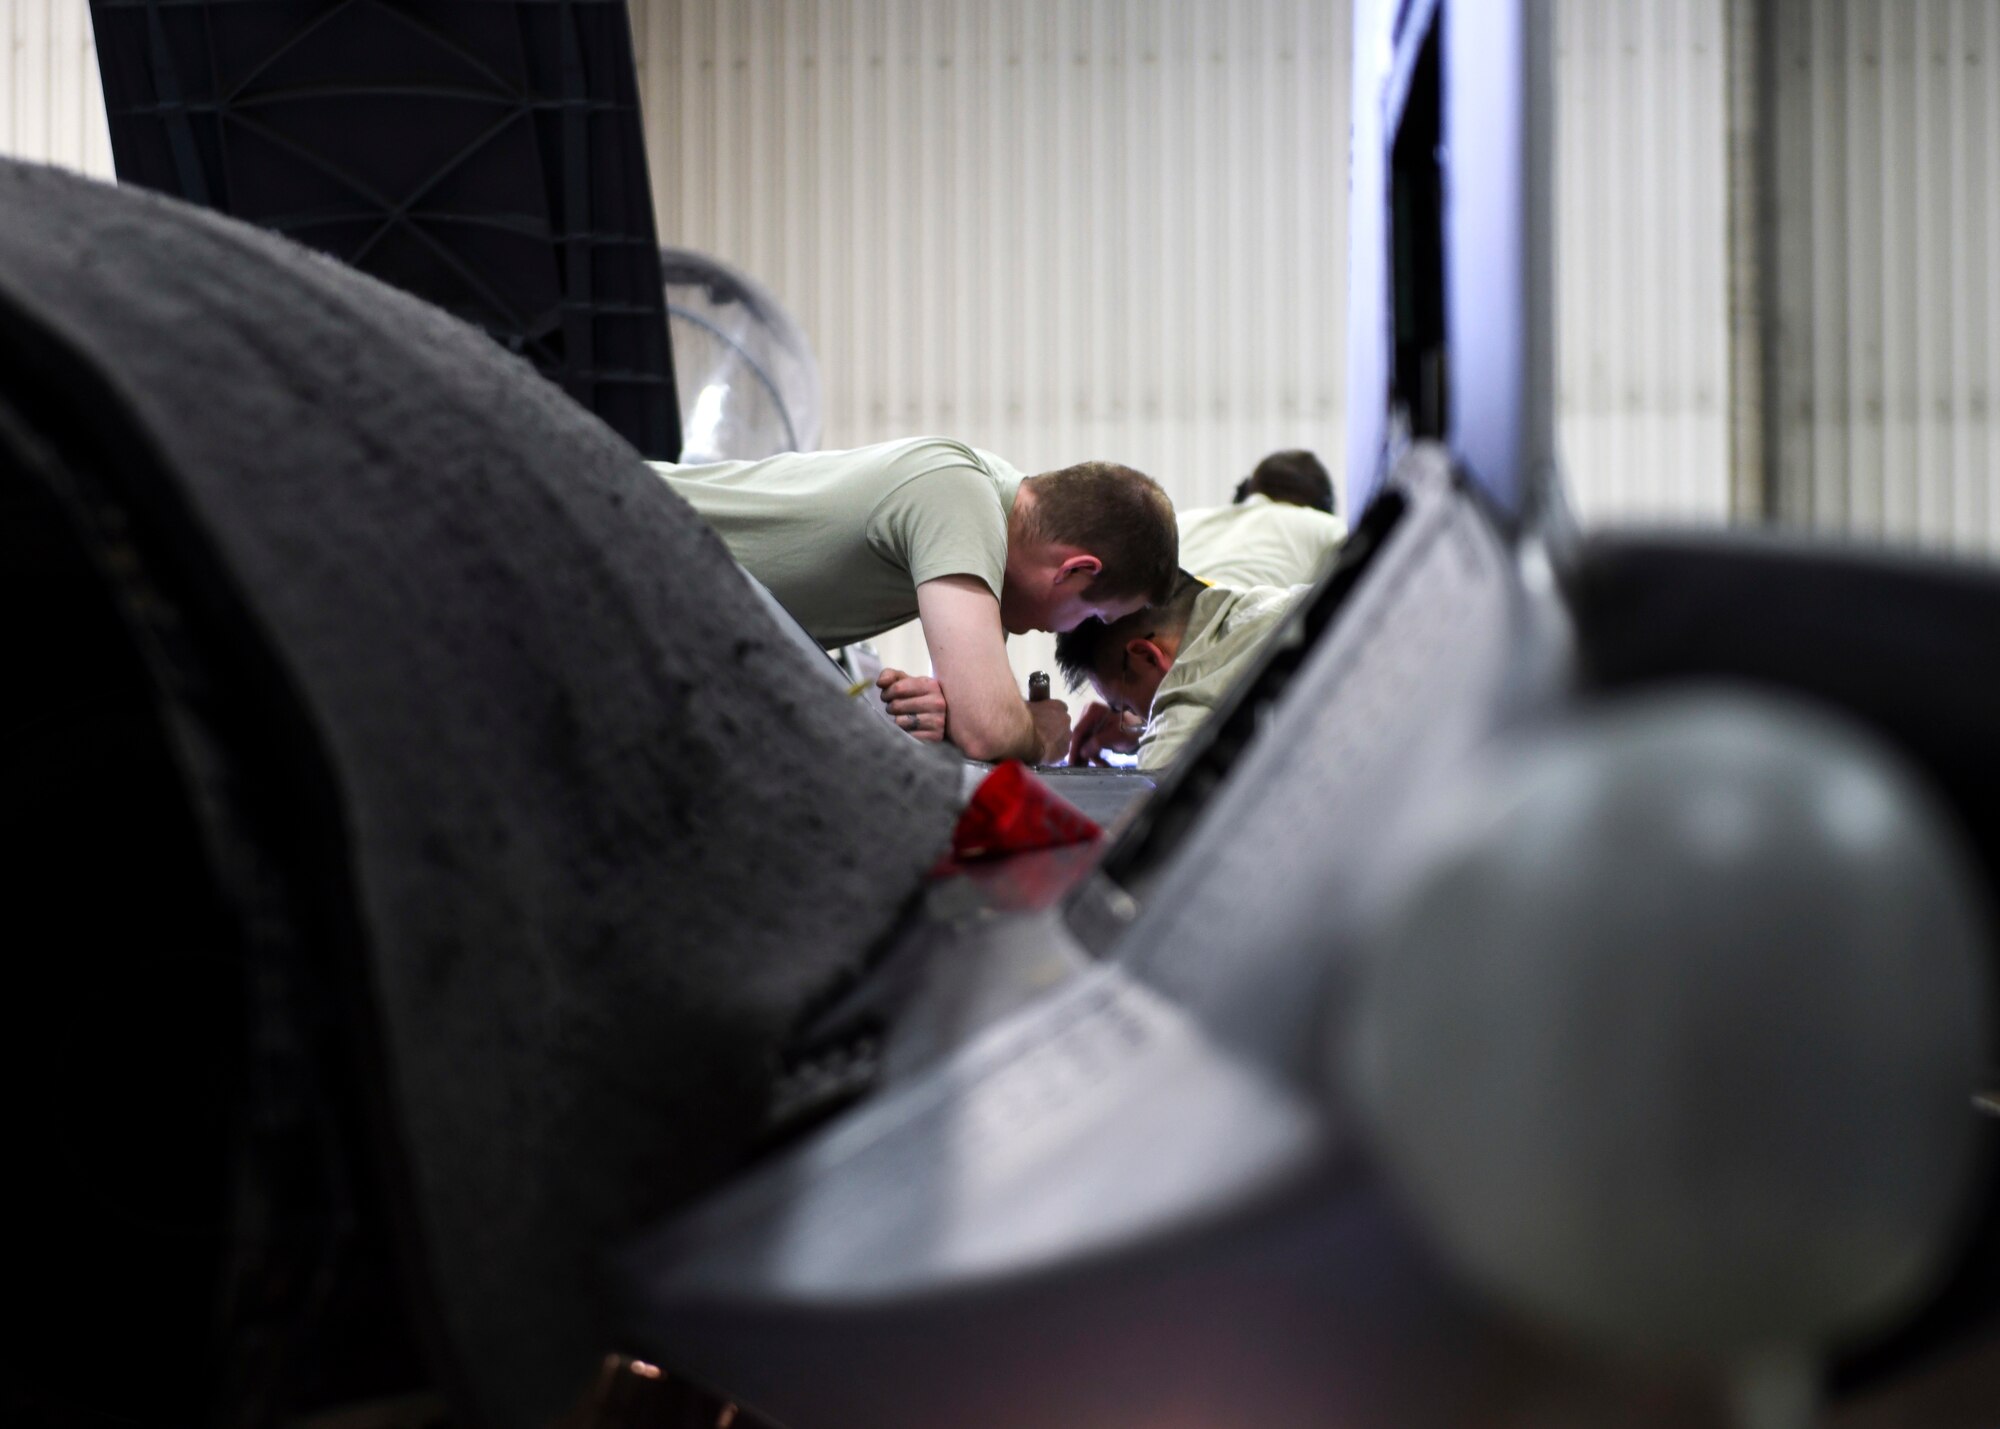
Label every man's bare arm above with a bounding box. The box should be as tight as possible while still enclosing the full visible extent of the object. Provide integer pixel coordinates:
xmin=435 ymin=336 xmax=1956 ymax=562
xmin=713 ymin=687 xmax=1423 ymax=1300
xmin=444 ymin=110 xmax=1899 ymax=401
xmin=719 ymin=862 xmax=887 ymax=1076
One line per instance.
xmin=915 ymin=575 xmax=1039 ymax=763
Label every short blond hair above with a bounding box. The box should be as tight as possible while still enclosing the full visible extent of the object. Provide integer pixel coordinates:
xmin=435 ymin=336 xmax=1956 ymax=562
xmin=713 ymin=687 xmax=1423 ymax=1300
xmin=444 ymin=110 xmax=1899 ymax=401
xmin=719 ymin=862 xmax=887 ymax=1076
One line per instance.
xmin=1025 ymin=461 xmax=1179 ymax=606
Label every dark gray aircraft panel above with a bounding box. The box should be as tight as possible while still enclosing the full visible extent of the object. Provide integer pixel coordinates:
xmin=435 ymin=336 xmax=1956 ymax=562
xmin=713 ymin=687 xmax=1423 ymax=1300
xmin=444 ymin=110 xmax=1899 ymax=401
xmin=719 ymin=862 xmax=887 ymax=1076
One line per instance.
xmin=616 ymin=449 xmax=1587 ymax=1429
xmin=617 ymin=0 xmax=1998 ymax=1421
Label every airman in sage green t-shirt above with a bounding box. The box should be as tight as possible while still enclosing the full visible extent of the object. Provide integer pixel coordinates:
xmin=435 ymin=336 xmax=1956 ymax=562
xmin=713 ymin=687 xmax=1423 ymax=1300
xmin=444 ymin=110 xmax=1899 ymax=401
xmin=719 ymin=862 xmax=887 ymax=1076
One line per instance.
xmin=652 ymin=438 xmax=1023 ymax=650
xmin=1055 ymin=571 xmax=1306 ymax=770
xmin=651 ymin=437 xmax=1180 ymax=766
xmin=1176 ymin=493 xmax=1346 ymax=591
xmin=1174 ymin=447 xmax=1345 ymax=589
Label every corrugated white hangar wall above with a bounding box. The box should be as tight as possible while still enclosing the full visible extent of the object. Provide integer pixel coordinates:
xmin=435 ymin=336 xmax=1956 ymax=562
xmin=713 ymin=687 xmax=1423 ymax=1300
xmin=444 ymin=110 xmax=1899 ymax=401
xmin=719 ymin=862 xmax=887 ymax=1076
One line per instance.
xmin=0 ymin=0 xmax=110 ymax=180
xmin=633 ymin=0 xmax=1739 ymax=533
xmin=635 ymin=0 xmax=1355 ymax=522
xmin=3 ymin=2 xmax=1994 ymax=662
xmin=1556 ymin=0 xmax=1732 ymax=524
xmin=1767 ymin=0 xmax=2000 ymax=555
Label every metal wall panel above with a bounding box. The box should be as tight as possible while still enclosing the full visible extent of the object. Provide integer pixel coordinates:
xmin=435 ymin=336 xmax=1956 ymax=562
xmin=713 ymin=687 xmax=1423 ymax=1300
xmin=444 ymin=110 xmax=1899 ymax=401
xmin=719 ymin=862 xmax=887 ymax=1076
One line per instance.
xmin=635 ymin=0 xmax=1353 ymax=526
xmin=0 ymin=0 xmax=113 ymax=180
xmin=1769 ymin=0 xmax=1999 ymax=555
xmin=1556 ymin=0 xmax=1734 ymax=524
xmin=633 ymin=0 xmax=1736 ymax=541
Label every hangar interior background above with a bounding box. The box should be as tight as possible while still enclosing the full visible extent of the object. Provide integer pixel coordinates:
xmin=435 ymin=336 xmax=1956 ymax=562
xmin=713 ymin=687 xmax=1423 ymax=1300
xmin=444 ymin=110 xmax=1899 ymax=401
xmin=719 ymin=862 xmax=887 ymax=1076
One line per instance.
xmin=5 ymin=0 xmax=1994 ymax=689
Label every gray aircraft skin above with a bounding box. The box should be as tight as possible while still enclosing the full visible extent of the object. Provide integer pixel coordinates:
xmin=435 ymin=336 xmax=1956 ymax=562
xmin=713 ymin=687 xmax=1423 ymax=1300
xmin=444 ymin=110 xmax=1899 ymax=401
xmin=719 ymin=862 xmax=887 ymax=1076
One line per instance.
xmin=7 ymin=2 xmax=2000 ymax=1428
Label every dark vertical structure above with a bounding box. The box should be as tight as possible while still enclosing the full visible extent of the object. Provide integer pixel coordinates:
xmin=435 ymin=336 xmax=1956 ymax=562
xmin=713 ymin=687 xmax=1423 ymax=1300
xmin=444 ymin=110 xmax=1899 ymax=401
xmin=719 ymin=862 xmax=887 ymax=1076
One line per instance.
xmin=89 ymin=0 xmax=683 ymax=460
xmin=1346 ymin=0 xmax=1558 ymax=526
xmin=1387 ymin=24 xmax=1449 ymax=445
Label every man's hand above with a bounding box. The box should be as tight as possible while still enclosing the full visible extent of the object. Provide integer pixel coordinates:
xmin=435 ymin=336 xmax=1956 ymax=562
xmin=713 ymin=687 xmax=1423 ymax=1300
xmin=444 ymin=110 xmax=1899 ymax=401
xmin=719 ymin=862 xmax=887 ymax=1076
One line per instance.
xmin=1029 ymin=698 xmax=1072 ymax=766
xmin=876 ymin=668 xmax=947 ymax=742
xmin=1069 ymin=701 xmax=1143 ymax=766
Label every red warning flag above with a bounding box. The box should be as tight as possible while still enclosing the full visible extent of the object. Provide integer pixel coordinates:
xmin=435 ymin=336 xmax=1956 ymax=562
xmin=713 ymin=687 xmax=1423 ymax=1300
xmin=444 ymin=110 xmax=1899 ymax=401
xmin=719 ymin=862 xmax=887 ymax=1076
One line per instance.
xmin=944 ymin=760 xmax=1102 ymax=863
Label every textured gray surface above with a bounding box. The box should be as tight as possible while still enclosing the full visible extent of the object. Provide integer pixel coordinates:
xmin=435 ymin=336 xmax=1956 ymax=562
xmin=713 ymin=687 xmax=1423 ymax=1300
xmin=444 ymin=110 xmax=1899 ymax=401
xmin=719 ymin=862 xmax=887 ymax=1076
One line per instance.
xmin=0 ymin=160 xmax=961 ymax=1426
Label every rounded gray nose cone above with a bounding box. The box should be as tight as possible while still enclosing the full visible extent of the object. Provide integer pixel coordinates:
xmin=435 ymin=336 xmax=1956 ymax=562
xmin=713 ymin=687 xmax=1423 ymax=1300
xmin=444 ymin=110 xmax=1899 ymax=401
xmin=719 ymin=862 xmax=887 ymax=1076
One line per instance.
xmin=1350 ymin=688 xmax=1989 ymax=1362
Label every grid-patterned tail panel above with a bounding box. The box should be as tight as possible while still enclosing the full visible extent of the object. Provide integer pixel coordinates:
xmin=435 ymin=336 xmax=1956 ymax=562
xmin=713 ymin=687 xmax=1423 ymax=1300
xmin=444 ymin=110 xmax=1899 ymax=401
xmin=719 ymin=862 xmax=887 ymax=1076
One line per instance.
xmin=90 ymin=0 xmax=682 ymax=459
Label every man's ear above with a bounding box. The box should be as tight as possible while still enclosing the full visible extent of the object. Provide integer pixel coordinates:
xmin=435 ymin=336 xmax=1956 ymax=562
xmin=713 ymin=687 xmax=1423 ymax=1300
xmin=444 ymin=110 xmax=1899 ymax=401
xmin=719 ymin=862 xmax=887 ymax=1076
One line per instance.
xmin=1054 ymin=553 xmax=1102 ymax=585
xmin=1125 ymin=637 xmax=1171 ymax=674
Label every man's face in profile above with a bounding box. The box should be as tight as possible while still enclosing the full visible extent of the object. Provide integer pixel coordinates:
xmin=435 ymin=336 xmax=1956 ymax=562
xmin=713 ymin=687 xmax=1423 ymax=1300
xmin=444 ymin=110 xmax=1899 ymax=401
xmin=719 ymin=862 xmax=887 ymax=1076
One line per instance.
xmin=1088 ymin=638 xmax=1170 ymax=721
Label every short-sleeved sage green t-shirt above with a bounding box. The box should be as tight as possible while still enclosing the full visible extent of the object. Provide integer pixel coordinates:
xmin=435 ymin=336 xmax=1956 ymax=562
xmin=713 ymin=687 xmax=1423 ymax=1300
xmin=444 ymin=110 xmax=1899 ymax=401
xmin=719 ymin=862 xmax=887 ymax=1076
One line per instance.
xmin=1175 ymin=494 xmax=1346 ymax=590
xmin=1137 ymin=582 xmax=1306 ymax=771
xmin=650 ymin=437 xmax=1025 ymax=648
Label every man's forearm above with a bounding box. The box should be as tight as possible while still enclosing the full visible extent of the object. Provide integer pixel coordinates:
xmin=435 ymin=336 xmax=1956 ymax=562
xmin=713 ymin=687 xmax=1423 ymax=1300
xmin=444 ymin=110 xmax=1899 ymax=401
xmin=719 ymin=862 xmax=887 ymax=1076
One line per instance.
xmin=911 ymin=575 xmax=1044 ymax=763
xmin=948 ymin=697 xmax=1038 ymax=763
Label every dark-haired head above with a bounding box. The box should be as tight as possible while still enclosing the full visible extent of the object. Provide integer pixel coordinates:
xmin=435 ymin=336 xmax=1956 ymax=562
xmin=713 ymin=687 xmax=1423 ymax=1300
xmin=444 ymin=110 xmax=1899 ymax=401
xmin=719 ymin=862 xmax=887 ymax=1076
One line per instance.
xmin=1054 ymin=569 xmax=1206 ymax=716
xmin=1232 ymin=448 xmax=1335 ymax=513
